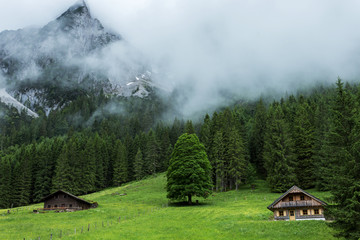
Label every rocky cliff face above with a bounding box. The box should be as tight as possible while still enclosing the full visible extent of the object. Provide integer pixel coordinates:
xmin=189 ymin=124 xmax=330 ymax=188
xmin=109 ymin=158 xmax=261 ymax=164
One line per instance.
xmin=0 ymin=1 xmax=153 ymax=117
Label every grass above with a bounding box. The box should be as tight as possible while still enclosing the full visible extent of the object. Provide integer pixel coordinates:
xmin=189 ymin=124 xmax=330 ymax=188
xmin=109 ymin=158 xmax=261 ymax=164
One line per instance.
xmin=0 ymin=175 xmax=340 ymax=240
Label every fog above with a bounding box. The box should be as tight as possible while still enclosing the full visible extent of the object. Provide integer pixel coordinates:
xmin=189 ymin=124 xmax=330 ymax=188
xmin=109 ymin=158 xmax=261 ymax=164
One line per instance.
xmin=1 ymin=0 xmax=360 ymax=116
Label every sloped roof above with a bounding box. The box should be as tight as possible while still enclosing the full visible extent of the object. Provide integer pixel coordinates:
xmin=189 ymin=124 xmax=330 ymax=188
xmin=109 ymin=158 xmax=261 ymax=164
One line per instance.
xmin=267 ymin=185 xmax=327 ymax=210
xmin=41 ymin=190 xmax=93 ymax=205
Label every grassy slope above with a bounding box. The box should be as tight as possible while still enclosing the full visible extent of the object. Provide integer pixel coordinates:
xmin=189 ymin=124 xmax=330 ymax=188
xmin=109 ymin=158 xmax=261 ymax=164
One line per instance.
xmin=0 ymin=174 xmax=339 ymax=240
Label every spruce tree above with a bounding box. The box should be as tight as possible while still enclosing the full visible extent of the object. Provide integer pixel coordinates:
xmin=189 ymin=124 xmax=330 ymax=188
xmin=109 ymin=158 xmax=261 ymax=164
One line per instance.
xmin=293 ymin=97 xmax=315 ymax=189
xmin=134 ymin=148 xmax=145 ymax=180
xmin=326 ymin=79 xmax=360 ymax=239
xmin=113 ymin=140 xmax=128 ymax=186
xmin=263 ymin=104 xmax=297 ymax=192
xmin=144 ymin=130 xmax=160 ymax=175
xmin=93 ymin=134 xmax=106 ymax=189
xmin=155 ymin=123 xmax=172 ymax=172
xmin=52 ymin=144 xmax=74 ymax=193
xmin=12 ymin=146 xmax=33 ymax=206
xmin=226 ymin=127 xmax=247 ymax=190
xmin=249 ymin=98 xmax=267 ymax=177
xmin=313 ymin=95 xmax=332 ymax=190
xmin=213 ymin=131 xmax=225 ymax=191
xmin=185 ymin=120 xmax=195 ymax=134
xmin=200 ymin=114 xmax=211 ymax=150
xmin=0 ymin=156 xmax=12 ymax=208
xmin=167 ymin=133 xmax=213 ymax=204
xmin=81 ymin=138 xmax=96 ymax=193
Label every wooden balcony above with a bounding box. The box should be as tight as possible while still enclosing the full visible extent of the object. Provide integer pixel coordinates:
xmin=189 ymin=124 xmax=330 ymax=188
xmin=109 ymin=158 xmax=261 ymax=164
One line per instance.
xmin=273 ymin=200 xmax=321 ymax=208
xmin=297 ymin=214 xmax=325 ymax=219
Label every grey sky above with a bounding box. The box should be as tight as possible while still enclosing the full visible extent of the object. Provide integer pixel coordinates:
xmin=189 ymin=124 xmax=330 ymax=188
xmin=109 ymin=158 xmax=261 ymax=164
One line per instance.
xmin=1 ymin=0 xmax=360 ymax=116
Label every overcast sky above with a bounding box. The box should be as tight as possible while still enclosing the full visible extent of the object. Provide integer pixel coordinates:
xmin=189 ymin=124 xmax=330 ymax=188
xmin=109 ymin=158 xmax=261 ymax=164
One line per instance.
xmin=1 ymin=0 xmax=360 ymax=116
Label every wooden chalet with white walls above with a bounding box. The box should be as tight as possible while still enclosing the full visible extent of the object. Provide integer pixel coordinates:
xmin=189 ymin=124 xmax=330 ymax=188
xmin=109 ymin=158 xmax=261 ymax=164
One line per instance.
xmin=267 ymin=186 xmax=327 ymax=221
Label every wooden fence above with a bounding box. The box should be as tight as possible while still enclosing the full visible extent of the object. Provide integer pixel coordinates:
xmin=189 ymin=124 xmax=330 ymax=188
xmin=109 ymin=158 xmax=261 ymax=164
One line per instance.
xmin=19 ymin=204 xmax=169 ymax=240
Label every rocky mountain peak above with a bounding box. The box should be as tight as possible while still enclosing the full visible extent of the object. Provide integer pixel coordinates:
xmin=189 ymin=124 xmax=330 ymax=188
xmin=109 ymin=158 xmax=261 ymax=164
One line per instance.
xmin=58 ymin=0 xmax=91 ymax=21
xmin=0 ymin=1 xmax=152 ymax=118
xmin=54 ymin=0 xmax=103 ymax=33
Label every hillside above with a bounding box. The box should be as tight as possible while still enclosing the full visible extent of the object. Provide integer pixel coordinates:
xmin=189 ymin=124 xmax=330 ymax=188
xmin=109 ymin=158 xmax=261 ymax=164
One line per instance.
xmin=0 ymin=174 xmax=337 ymax=240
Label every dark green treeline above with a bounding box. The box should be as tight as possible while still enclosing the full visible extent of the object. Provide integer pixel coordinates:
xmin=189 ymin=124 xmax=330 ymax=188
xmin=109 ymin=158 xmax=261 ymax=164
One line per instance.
xmin=1 ymin=79 xmax=360 ymax=239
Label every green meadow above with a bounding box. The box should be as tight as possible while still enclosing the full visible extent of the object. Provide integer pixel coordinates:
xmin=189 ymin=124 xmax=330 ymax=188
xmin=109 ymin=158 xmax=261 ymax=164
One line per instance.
xmin=0 ymin=174 xmax=339 ymax=240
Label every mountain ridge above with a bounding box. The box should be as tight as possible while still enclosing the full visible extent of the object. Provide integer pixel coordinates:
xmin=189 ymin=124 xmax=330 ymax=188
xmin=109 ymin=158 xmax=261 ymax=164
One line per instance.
xmin=0 ymin=1 xmax=153 ymax=117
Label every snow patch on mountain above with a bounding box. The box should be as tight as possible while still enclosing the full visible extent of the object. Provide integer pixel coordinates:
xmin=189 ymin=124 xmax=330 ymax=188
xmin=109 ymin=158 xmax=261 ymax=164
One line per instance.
xmin=0 ymin=88 xmax=39 ymax=118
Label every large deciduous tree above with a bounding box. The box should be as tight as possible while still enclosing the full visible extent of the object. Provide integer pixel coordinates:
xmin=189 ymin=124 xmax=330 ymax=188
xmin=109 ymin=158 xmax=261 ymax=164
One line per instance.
xmin=166 ymin=133 xmax=212 ymax=204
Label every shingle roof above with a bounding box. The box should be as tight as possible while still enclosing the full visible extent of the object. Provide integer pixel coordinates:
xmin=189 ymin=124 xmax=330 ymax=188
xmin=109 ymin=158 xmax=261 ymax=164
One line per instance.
xmin=267 ymin=185 xmax=327 ymax=210
xmin=41 ymin=190 xmax=93 ymax=205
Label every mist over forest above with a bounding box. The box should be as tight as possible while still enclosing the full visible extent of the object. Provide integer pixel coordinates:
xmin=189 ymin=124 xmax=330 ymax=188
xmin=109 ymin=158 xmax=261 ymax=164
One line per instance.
xmin=1 ymin=0 xmax=360 ymax=117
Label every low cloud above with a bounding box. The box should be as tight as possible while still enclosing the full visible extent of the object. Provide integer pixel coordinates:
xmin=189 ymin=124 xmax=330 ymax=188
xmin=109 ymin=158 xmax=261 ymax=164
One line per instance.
xmin=87 ymin=0 xmax=360 ymax=116
xmin=74 ymin=41 xmax=149 ymax=86
xmin=86 ymin=101 xmax=126 ymax=126
xmin=2 ymin=0 xmax=360 ymax=117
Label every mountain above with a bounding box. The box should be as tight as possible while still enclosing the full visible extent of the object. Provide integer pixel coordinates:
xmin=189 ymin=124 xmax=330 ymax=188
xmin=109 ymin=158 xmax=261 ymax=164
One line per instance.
xmin=0 ymin=88 xmax=38 ymax=117
xmin=0 ymin=0 xmax=153 ymax=117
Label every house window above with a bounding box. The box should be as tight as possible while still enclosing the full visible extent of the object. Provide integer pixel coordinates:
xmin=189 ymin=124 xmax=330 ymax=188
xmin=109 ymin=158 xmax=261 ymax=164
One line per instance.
xmin=64 ymin=195 xmax=67 ymax=198
xmin=47 ymin=205 xmax=51 ymax=208
xmin=290 ymin=210 xmax=295 ymax=216
xmin=314 ymin=209 xmax=320 ymax=215
xmin=289 ymin=196 xmax=293 ymax=201
xmin=54 ymin=205 xmax=58 ymax=208
xmin=279 ymin=211 xmax=284 ymax=216
xmin=69 ymin=204 xmax=72 ymax=208
xmin=300 ymin=195 xmax=305 ymax=200
xmin=303 ymin=210 xmax=308 ymax=215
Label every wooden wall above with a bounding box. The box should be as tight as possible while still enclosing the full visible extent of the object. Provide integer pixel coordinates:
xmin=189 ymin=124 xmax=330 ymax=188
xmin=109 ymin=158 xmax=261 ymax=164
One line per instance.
xmin=44 ymin=192 xmax=91 ymax=209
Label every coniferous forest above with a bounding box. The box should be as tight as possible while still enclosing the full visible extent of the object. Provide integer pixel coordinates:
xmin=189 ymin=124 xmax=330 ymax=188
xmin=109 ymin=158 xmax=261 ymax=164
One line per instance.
xmin=1 ymin=79 xmax=360 ymax=239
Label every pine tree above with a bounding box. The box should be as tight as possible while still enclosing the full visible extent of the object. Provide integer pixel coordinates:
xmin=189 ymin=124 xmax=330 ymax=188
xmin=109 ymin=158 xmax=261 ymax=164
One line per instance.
xmin=144 ymin=130 xmax=160 ymax=175
xmin=326 ymin=79 xmax=360 ymax=239
xmin=213 ymin=131 xmax=225 ymax=191
xmin=199 ymin=114 xmax=212 ymax=156
xmin=52 ymin=144 xmax=74 ymax=193
xmin=81 ymin=138 xmax=96 ymax=193
xmin=33 ymin=141 xmax=51 ymax=202
xmin=12 ymin=146 xmax=33 ymax=206
xmin=93 ymin=134 xmax=106 ymax=190
xmin=292 ymin=97 xmax=315 ymax=189
xmin=263 ymin=104 xmax=297 ymax=192
xmin=226 ymin=127 xmax=247 ymax=190
xmin=312 ymin=94 xmax=332 ymax=190
xmin=134 ymin=148 xmax=145 ymax=180
xmin=185 ymin=120 xmax=195 ymax=134
xmin=170 ymin=118 xmax=184 ymax=146
xmin=113 ymin=140 xmax=128 ymax=186
xmin=0 ymin=156 xmax=12 ymax=208
xmin=155 ymin=123 xmax=172 ymax=172
xmin=249 ymin=98 xmax=267 ymax=177
xmin=167 ymin=133 xmax=213 ymax=204
xmin=124 ymin=134 xmax=136 ymax=181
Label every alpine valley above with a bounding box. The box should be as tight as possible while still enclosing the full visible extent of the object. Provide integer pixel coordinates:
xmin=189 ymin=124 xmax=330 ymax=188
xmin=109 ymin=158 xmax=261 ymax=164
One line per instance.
xmin=1 ymin=1 xmax=360 ymax=240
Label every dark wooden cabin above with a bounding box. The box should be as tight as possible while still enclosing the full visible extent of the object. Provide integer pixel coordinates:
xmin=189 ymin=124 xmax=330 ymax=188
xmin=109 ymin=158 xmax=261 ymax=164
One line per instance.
xmin=267 ymin=185 xmax=327 ymax=221
xmin=41 ymin=190 xmax=97 ymax=211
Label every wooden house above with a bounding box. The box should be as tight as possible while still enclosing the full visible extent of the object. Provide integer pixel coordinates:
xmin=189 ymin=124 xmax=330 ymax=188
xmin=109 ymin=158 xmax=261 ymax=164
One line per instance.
xmin=41 ymin=190 xmax=97 ymax=211
xmin=267 ymin=185 xmax=327 ymax=221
